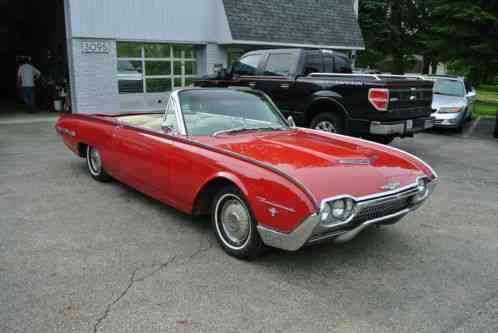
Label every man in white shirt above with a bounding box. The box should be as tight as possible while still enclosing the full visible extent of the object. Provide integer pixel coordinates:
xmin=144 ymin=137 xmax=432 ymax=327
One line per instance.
xmin=17 ymin=58 xmax=41 ymax=112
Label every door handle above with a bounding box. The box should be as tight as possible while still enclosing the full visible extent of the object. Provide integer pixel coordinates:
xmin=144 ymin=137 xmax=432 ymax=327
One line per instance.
xmin=281 ymin=83 xmax=290 ymax=89
xmin=248 ymin=82 xmax=256 ymax=88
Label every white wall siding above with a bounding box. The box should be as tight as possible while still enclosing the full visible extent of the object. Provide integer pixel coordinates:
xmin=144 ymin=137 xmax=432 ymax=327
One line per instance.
xmin=67 ymin=0 xmax=231 ymax=43
xmin=205 ymin=44 xmax=228 ymax=74
xmin=71 ymin=39 xmax=120 ymax=113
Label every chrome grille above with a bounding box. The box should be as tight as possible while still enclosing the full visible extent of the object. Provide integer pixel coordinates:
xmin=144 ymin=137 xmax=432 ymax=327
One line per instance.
xmin=351 ymin=197 xmax=412 ymax=226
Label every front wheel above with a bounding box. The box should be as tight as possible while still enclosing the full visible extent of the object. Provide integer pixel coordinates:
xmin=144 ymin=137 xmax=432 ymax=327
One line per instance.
xmin=212 ymin=186 xmax=266 ymax=260
xmin=310 ymin=113 xmax=346 ymax=134
xmin=86 ymin=145 xmax=111 ymax=182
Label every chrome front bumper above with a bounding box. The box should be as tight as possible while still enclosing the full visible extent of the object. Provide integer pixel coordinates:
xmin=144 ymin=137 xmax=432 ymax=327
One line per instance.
xmin=370 ymin=118 xmax=434 ymax=135
xmin=431 ymin=112 xmax=465 ymax=128
xmin=257 ymin=180 xmax=437 ymax=251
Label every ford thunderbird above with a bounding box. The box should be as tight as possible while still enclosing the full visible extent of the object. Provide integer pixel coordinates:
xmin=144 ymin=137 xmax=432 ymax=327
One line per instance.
xmin=56 ymin=88 xmax=438 ymax=259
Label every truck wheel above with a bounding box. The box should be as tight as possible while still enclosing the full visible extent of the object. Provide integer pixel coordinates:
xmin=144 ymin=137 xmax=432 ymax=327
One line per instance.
xmin=310 ymin=113 xmax=345 ymax=134
xmin=212 ymin=186 xmax=267 ymax=260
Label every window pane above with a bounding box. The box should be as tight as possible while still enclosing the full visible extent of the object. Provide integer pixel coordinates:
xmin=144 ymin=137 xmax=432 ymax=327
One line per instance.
xmin=185 ymin=61 xmax=197 ymax=75
xmin=173 ymin=45 xmax=194 ymax=58
xmin=117 ymin=42 xmax=142 ymax=58
xmin=334 ymin=56 xmax=352 ymax=73
xmin=144 ymin=44 xmax=171 ymax=58
xmin=146 ymin=78 xmax=172 ymax=93
xmin=119 ymin=80 xmax=143 ymax=94
xmin=324 ymin=54 xmax=334 ymax=73
xmin=264 ymin=53 xmax=293 ymax=76
xmin=173 ymin=78 xmax=183 ymax=88
xmin=118 ymin=60 xmax=142 ymax=75
xmin=145 ymin=61 xmax=171 ymax=75
xmin=303 ymin=51 xmax=323 ymax=75
xmin=232 ymin=54 xmax=262 ymax=76
xmin=174 ymin=61 xmax=182 ymax=75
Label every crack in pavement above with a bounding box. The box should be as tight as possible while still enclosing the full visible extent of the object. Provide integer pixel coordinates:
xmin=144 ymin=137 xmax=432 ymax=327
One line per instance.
xmin=92 ymin=240 xmax=213 ymax=333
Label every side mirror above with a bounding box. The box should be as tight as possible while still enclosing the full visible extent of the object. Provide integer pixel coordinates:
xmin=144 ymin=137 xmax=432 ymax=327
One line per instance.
xmin=467 ymin=90 xmax=476 ymax=98
xmin=287 ymin=116 xmax=296 ymax=128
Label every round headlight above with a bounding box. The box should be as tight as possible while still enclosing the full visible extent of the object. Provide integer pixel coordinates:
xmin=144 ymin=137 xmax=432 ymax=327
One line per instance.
xmin=417 ymin=178 xmax=427 ymax=193
xmin=321 ymin=198 xmax=356 ymax=225
xmin=332 ymin=199 xmax=346 ymax=219
xmin=413 ymin=178 xmax=429 ymax=203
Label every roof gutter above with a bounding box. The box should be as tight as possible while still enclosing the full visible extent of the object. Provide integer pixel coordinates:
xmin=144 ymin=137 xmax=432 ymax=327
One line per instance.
xmin=222 ymin=39 xmax=365 ymax=51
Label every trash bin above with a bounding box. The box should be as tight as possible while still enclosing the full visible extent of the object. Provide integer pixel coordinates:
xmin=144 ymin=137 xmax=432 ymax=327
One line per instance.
xmin=53 ymin=99 xmax=64 ymax=112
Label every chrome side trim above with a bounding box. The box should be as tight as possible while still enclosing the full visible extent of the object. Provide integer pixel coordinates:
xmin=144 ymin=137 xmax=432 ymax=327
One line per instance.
xmin=256 ymin=196 xmax=296 ymax=213
xmin=309 ymin=73 xmax=381 ymax=80
xmin=257 ymin=214 xmax=320 ymax=251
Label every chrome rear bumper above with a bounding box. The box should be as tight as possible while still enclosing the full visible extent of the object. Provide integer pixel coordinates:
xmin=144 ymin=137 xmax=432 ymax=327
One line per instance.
xmin=257 ymin=180 xmax=437 ymax=251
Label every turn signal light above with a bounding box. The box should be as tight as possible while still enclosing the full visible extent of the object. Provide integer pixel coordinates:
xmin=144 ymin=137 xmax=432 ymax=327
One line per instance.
xmin=368 ymin=88 xmax=390 ymax=111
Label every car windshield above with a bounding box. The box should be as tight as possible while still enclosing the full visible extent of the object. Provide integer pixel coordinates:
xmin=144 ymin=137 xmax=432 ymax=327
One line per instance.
xmin=178 ymin=89 xmax=289 ymax=136
xmin=433 ymin=79 xmax=465 ymax=97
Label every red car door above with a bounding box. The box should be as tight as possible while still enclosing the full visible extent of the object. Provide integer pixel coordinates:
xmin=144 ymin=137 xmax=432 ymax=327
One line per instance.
xmin=112 ymin=124 xmax=172 ymax=203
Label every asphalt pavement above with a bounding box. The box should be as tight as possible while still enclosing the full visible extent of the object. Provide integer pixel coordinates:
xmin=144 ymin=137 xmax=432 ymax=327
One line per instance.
xmin=1 ymin=117 xmax=497 ymax=333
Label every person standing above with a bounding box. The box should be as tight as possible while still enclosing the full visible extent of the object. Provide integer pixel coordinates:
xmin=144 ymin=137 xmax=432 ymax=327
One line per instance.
xmin=17 ymin=58 xmax=41 ymax=113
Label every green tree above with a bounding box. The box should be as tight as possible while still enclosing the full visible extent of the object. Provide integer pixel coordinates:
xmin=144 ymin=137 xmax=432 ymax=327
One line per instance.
xmin=358 ymin=0 xmax=428 ymax=74
xmin=358 ymin=0 xmax=498 ymax=82
xmin=429 ymin=0 xmax=498 ymax=84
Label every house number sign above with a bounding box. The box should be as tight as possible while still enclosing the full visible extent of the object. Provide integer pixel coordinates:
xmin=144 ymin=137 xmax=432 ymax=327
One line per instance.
xmin=81 ymin=40 xmax=110 ymax=54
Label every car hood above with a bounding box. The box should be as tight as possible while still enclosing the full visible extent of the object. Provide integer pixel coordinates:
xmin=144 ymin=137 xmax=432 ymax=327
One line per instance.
xmin=196 ymin=130 xmax=427 ymax=203
xmin=432 ymin=94 xmax=466 ymax=110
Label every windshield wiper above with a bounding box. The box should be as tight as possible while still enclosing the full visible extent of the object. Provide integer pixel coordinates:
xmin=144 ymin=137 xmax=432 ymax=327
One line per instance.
xmin=213 ymin=126 xmax=286 ymax=136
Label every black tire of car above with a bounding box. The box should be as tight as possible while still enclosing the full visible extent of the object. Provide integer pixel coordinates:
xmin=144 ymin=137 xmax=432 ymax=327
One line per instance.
xmin=494 ymin=110 xmax=498 ymax=138
xmin=455 ymin=120 xmax=464 ymax=134
xmin=211 ymin=186 xmax=267 ymax=260
xmin=364 ymin=135 xmax=395 ymax=145
xmin=310 ymin=112 xmax=346 ymax=135
xmin=86 ymin=145 xmax=111 ymax=182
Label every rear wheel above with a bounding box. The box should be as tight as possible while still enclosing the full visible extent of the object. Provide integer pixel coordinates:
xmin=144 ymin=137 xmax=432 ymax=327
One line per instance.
xmin=86 ymin=145 xmax=111 ymax=182
xmin=310 ymin=113 xmax=345 ymax=134
xmin=211 ymin=186 xmax=266 ymax=260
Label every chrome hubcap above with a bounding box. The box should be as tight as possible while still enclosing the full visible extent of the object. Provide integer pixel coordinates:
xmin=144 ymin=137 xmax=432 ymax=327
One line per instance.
xmin=89 ymin=148 xmax=102 ymax=173
xmin=219 ymin=198 xmax=250 ymax=246
xmin=315 ymin=121 xmax=337 ymax=133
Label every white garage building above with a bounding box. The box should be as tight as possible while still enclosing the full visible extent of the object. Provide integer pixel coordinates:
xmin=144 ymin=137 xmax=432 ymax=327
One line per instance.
xmin=62 ymin=0 xmax=364 ymax=113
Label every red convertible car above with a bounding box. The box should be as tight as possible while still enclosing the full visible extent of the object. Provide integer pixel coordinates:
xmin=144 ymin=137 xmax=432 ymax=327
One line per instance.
xmin=56 ymin=88 xmax=438 ymax=259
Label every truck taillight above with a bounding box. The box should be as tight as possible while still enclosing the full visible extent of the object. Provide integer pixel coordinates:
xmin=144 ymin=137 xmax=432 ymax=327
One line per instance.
xmin=368 ymin=88 xmax=390 ymax=111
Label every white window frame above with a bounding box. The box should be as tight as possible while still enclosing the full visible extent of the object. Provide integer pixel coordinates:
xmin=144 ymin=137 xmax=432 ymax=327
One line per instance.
xmin=117 ymin=43 xmax=197 ymax=95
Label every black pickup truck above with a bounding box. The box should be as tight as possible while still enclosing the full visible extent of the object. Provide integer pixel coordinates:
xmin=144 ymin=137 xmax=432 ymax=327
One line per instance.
xmin=195 ymin=48 xmax=435 ymax=144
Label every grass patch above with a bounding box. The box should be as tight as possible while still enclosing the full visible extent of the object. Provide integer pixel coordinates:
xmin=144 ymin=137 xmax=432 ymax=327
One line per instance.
xmin=475 ymin=100 xmax=497 ymax=117
xmin=475 ymin=85 xmax=498 ymax=117
xmin=479 ymin=84 xmax=498 ymax=92
xmin=477 ymin=89 xmax=498 ymax=103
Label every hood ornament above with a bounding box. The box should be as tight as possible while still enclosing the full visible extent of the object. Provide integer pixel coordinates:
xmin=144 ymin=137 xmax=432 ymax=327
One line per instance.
xmin=380 ymin=182 xmax=401 ymax=191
